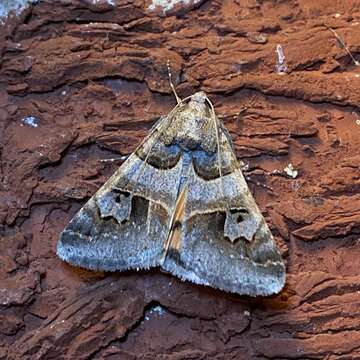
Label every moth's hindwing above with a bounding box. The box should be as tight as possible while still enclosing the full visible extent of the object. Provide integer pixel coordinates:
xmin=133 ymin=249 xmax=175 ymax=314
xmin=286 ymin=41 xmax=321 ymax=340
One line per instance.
xmin=161 ymin=125 xmax=286 ymax=296
xmin=57 ymin=116 xmax=181 ymax=271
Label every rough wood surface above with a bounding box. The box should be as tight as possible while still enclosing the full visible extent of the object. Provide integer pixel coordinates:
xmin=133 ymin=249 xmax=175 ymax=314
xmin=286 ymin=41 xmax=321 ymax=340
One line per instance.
xmin=1 ymin=1 xmax=360 ymax=359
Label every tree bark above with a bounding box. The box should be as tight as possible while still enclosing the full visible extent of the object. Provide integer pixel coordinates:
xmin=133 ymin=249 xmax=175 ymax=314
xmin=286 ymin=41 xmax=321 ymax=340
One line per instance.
xmin=1 ymin=1 xmax=360 ymax=359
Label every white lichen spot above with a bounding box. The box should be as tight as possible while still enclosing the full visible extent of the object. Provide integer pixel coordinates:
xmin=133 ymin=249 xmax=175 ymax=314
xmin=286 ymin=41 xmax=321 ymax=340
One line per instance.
xmin=334 ymin=13 xmax=341 ymax=18
xmin=149 ymin=305 xmax=166 ymax=316
xmin=275 ymin=44 xmax=288 ymax=74
xmin=244 ymin=310 xmax=250 ymax=316
xmin=91 ymin=0 xmax=115 ymax=5
xmin=356 ymin=119 xmax=360 ymax=126
xmin=22 ymin=116 xmax=38 ymax=128
xmin=284 ymin=163 xmax=298 ymax=178
xmin=144 ymin=305 xmax=167 ymax=321
xmin=148 ymin=0 xmax=202 ymax=13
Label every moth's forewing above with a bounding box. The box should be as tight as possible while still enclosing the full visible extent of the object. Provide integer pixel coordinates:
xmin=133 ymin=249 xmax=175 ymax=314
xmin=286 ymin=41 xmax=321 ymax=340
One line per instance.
xmin=162 ymin=125 xmax=285 ymax=296
xmin=57 ymin=116 xmax=181 ymax=271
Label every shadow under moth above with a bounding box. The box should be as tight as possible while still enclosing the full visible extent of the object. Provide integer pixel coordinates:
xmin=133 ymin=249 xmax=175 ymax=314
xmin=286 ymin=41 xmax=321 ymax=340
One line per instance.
xmin=57 ymin=86 xmax=286 ymax=296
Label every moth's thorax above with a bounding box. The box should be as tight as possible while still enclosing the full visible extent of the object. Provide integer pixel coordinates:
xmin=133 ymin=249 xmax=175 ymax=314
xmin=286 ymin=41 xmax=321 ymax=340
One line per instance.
xmin=169 ymin=92 xmax=216 ymax=151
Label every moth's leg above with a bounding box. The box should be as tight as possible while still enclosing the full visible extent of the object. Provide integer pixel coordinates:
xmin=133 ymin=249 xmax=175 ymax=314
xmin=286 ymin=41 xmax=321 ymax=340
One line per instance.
xmin=245 ymin=175 xmax=274 ymax=192
xmin=241 ymin=164 xmax=274 ymax=192
xmin=167 ymin=60 xmax=181 ymax=104
xmin=99 ymin=155 xmax=129 ymax=163
xmin=242 ymin=164 xmax=287 ymax=179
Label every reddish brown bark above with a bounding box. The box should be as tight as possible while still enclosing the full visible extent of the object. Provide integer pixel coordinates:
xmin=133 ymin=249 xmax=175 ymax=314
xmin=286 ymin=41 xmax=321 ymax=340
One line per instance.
xmin=1 ymin=1 xmax=360 ymax=359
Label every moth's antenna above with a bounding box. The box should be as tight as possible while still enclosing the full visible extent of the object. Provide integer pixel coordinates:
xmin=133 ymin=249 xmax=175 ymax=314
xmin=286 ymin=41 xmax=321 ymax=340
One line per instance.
xmin=205 ymin=96 xmax=227 ymax=210
xmin=323 ymin=22 xmax=359 ymax=67
xmin=167 ymin=60 xmax=181 ymax=104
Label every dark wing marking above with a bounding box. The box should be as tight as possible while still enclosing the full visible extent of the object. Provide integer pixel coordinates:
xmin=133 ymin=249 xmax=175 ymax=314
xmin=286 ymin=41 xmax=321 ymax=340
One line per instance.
xmin=57 ymin=115 xmax=182 ymax=271
xmin=162 ymin=128 xmax=285 ymax=296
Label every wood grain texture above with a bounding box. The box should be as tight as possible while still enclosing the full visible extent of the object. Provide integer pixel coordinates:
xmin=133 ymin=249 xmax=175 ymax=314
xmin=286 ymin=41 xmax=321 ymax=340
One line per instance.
xmin=1 ymin=0 xmax=360 ymax=358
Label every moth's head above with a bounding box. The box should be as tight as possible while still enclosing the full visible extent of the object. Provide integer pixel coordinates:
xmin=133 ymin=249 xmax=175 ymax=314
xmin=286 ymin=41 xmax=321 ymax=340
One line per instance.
xmin=188 ymin=91 xmax=209 ymax=114
xmin=190 ymin=91 xmax=207 ymax=104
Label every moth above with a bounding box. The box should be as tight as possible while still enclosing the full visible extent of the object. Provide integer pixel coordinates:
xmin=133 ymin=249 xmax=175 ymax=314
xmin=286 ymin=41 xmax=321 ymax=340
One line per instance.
xmin=57 ymin=75 xmax=286 ymax=296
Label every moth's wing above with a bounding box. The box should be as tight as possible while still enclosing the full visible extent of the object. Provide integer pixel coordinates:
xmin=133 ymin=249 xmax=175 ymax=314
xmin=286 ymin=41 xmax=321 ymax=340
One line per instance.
xmin=57 ymin=116 xmax=182 ymax=271
xmin=162 ymin=127 xmax=286 ymax=296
